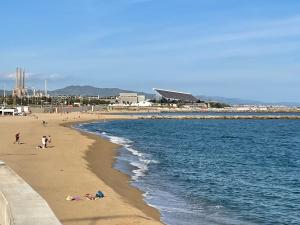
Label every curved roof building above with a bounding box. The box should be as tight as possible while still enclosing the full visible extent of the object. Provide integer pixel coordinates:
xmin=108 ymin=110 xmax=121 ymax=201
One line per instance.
xmin=154 ymin=88 xmax=199 ymax=102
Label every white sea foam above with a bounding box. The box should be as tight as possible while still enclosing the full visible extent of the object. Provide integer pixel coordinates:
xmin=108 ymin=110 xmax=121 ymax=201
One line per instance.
xmin=74 ymin=123 xmax=159 ymax=182
xmin=108 ymin=136 xmax=131 ymax=145
xmin=130 ymin=161 xmax=148 ymax=180
xmin=126 ymin=147 xmax=144 ymax=157
xmin=94 ymin=131 xmax=159 ymax=181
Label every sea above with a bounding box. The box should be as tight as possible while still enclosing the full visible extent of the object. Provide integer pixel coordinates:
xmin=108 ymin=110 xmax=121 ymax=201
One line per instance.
xmin=75 ymin=114 xmax=300 ymax=225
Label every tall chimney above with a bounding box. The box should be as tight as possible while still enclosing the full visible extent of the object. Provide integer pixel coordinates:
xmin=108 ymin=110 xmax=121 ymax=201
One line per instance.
xmin=22 ymin=69 xmax=25 ymax=89
xmin=16 ymin=68 xmax=19 ymax=88
xmin=19 ymin=68 xmax=21 ymax=89
xmin=45 ymin=80 xmax=47 ymax=97
xmin=19 ymin=68 xmax=23 ymax=89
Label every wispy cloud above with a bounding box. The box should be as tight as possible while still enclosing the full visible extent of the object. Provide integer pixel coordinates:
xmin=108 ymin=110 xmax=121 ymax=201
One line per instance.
xmin=206 ymin=16 xmax=300 ymax=43
xmin=0 ymin=71 xmax=66 ymax=81
xmin=88 ymin=14 xmax=300 ymax=59
xmin=0 ymin=72 xmax=15 ymax=80
xmin=26 ymin=73 xmax=66 ymax=81
xmin=139 ymin=15 xmax=300 ymax=47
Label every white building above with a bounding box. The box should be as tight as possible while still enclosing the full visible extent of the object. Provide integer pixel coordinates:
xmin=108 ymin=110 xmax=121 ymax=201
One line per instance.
xmin=16 ymin=106 xmax=30 ymax=115
xmin=131 ymin=101 xmax=153 ymax=107
xmin=117 ymin=93 xmax=146 ymax=105
xmin=0 ymin=107 xmax=18 ymax=116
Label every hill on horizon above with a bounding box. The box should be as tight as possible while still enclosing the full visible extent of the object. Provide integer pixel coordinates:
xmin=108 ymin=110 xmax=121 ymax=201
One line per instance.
xmin=198 ymin=95 xmax=300 ymax=107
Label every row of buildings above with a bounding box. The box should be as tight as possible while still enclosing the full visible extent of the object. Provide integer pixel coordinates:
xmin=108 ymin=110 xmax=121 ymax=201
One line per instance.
xmin=113 ymin=89 xmax=204 ymax=107
xmin=7 ymin=67 xmax=204 ymax=107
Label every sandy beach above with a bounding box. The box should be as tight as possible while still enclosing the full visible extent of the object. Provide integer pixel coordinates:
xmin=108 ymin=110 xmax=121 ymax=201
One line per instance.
xmin=0 ymin=112 xmax=163 ymax=225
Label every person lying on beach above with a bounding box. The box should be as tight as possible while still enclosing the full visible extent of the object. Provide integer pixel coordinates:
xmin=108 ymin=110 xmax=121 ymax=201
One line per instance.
xmin=85 ymin=193 xmax=96 ymax=200
xmin=66 ymin=191 xmax=104 ymax=201
xmin=85 ymin=191 xmax=104 ymax=200
xmin=66 ymin=196 xmax=82 ymax=201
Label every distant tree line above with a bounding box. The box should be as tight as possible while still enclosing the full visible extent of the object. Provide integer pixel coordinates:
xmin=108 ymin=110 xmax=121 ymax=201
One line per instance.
xmin=150 ymin=98 xmax=230 ymax=108
xmin=0 ymin=95 xmax=110 ymax=106
xmin=208 ymin=102 xmax=231 ymax=108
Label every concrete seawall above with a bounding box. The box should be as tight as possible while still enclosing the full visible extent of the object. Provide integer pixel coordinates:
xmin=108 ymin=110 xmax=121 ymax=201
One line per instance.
xmin=0 ymin=161 xmax=61 ymax=225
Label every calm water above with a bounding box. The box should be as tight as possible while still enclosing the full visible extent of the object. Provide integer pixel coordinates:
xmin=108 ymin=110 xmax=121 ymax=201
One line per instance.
xmin=110 ymin=111 xmax=300 ymax=117
xmin=76 ymin=119 xmax=300 ymax=225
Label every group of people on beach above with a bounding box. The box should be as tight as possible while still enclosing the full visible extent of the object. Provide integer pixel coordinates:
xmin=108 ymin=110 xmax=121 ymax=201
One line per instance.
xmin=14 ymin=132 xmax=52 ymax=149
xmin=38 ymin=135 xmax=51 ymax=149
xmin=14 ymin=118 xmax=52 ymax=149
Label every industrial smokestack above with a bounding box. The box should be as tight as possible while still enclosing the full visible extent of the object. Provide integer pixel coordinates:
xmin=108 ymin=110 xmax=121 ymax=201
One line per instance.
xmin=22 ymin=69 xmax=25 ymax=89
xmin=19 ymin=68 xmax=22 ymax=89
xmin=45 ymin=80 xmax=47 ymax=97
xmin=16 ymin=67 xmax=19 ymax=88
xmin=18 ymin=68 xmax=21 ymax=88
xmin=19 ymin=68 xmax=23 ymax=89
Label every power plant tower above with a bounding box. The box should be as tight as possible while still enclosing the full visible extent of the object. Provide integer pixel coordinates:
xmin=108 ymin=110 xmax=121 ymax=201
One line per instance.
xmin=13 ymin=67 xmax=26 ymax=98
xmin=22 ymin=69 xmax=25 ymax=89
xmin=45 ymin=80 xmax=48 ymax=97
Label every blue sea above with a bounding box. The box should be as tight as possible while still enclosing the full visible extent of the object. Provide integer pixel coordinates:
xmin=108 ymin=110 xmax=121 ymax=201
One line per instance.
xmin=75 ymin=118 xmax=300 ymax=225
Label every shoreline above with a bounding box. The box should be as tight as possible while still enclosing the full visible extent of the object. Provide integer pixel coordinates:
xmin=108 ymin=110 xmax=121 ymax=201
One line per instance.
xmin=0 ymin=113 xmax=163 ymax=225
xmin=137 ymin=115 xmax=300 ymax=120
xmin=65 ymin=120 xmax=162 ymax=222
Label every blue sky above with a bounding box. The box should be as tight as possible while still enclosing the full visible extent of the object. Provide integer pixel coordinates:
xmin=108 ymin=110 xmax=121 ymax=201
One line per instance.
xmin=0 ymin=0 xmax=300 ymax=102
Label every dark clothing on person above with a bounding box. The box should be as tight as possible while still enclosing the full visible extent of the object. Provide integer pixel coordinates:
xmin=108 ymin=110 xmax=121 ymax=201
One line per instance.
xmin=14 ymin=133 xmax=20 ymax=144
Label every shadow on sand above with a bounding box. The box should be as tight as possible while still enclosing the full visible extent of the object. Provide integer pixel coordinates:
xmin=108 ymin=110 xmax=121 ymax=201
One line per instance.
xmin=61 ymin=214 xmax=152 ymax=225
xmin=0 ymin=153 xmax=37 ymax=156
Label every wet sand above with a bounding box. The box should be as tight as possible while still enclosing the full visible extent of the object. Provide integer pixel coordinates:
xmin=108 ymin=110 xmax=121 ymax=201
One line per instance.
xmin=0 ymin=112 xmax=162 ymax=225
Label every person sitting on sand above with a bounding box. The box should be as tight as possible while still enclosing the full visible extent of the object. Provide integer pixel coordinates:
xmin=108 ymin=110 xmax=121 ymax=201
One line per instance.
xmin=14 ymin=133 xmax=20 ymax=144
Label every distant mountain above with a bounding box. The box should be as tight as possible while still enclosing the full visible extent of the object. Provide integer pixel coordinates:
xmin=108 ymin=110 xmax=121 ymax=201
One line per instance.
xmin=268 ymin=102 xmax=300 ymax=107
xmin=49 ymin=85 xmax=155 ymax=99
xmin=198 ymin=95 xmax=300 ymax=107
xmin=198 ymin=95 xmax=264 ymax=105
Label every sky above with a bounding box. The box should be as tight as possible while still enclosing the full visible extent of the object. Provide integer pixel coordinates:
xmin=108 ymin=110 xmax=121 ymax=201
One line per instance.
xmin=0 ymin=0 xmax=300 ymax=102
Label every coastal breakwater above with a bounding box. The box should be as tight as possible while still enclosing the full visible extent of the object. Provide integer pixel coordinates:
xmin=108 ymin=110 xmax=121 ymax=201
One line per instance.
xmin=0 ymin=161 xmax=61 ymax=225
xmin=138 ymin=115 xmax=300 ymax=120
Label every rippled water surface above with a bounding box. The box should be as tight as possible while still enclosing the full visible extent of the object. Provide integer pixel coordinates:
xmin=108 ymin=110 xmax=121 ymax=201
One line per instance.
xmin=76 ymin=119 xmax=300 ymax=225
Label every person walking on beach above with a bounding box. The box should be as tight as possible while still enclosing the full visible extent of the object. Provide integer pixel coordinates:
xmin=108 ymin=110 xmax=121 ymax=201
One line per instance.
xmin=14 ymin=133 xmax=20 ymax=144
xmin=45 ymin=136 xmax=49 ymax=148
xmin=48 ymin=135 xmax=51 ymax=144
xmin=42 ymin=120 xmax=47 ymax=127
xmin=42 ymin=136 xmax=47 ymax=149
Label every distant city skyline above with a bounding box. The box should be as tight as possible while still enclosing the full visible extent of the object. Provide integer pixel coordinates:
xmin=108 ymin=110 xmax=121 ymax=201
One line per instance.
xmin=0 ymin=0 xmax=300 ymax=102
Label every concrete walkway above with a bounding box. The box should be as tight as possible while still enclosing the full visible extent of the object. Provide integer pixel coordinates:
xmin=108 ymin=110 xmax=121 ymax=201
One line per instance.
xmin=0 ymin=161 xmax=62 ymax=225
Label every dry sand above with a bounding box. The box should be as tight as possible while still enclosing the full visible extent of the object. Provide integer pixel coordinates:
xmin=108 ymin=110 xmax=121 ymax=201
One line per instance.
xmin=0 ymin=112 xmax=163 ymax=225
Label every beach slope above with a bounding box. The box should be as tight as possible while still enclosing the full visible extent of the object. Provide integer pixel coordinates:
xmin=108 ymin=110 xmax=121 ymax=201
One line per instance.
xmin=0 ymin=113 xmax=162 ymax=225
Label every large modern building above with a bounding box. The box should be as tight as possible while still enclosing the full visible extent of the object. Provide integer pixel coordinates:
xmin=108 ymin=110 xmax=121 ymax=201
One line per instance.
xmin=117 ymin=93 xmax=146 ymax=105
xmin=154 ymin=88 xmax=199 ymax=103
xmin=13 ymin=68 xmax=26 ymax=98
